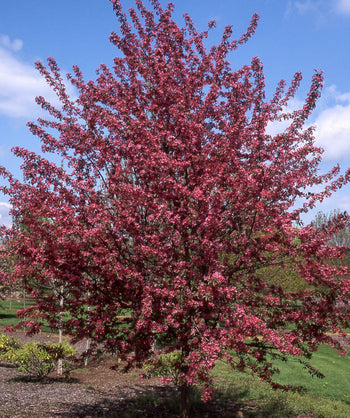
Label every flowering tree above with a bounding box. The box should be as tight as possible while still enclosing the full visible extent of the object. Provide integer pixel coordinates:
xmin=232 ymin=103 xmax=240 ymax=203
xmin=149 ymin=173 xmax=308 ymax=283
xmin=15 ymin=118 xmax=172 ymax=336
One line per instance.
xmin=1 ymin=0 xmax=350 ymax=416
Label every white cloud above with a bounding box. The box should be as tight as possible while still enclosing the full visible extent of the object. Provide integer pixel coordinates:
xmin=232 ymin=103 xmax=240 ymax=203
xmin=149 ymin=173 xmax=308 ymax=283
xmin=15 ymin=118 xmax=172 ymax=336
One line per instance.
xmin=0 ymin=46 xmax=59 ymax=119
xmin=285 ymin=0 xmax=331 ymax=19
xmin=336 ymin=0 xmax=350 ymax=14
xmin=335 ymin=194 xmax=350 ymax=211
xmin=300 ymin=190 xmax=350 ymax=224
xmin=0 ymin=202 xmax=11 ymax=228
xmin=0 ymin=34 xmax=23 ymax=52
xmin=313 ymin=86 xmax=350 ymax=161
xmin=0 ymin=37 xmax=76 ymax=120
xmin=287 ymin=0 xmax=350 ymax=17
xmin=294 ymin=0 xmax=322 ymax=15
xmin=265 ymin=87 xmax=350 ymax=162
xmin=265 ymin=98 xmax=305 ymax=136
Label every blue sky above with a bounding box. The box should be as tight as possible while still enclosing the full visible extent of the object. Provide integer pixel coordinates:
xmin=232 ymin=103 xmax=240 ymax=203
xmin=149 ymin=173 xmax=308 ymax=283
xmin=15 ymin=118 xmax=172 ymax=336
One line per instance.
xmin=1 ymin=0 xmax=350 ymax=226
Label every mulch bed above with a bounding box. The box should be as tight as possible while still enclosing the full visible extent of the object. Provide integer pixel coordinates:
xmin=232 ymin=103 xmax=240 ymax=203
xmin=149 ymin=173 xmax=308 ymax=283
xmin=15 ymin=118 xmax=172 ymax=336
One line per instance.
xmin=0 ymin=331 xmax=243 ymax=417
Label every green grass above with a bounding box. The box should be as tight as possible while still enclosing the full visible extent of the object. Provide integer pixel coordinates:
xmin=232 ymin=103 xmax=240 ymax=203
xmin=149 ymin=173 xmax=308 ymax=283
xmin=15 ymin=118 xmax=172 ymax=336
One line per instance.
xmin=212 ymin=346 xmax=350 ymax=417
xmin=0 ymin=299 xmax=29 ymax=310
xmin=0 ymin=299 xmax=133 ymax=333
xmin=270 ymin=345 xmax=350 ymax=402
xmin=0 ymin=299 xmax=31 ymax=328
xmin=0 ymin=299 xmax=54 ymax=332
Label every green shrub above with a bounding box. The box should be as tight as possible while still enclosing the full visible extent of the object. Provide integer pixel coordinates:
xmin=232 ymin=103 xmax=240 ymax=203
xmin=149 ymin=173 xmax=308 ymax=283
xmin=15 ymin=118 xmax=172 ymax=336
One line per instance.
xmin=5 ymin=342 xmax=56 ymax=378
xmin=4 ymin=340 xmax=76 ymax=379
xmin=45 ymin=341 xmax=77 ymax=380
xmin=144 ymin=351 xmax=183 ymax=383
xmin=0 ymin=333 xmax=20 ymax=359
xmin=43 ymin=341 xmax=76 ymax=361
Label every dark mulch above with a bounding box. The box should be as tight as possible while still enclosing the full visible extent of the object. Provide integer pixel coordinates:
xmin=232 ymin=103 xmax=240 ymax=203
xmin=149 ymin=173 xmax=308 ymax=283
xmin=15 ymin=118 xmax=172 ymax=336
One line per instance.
xmin=0 ymin=331 xmax=243 ymax=417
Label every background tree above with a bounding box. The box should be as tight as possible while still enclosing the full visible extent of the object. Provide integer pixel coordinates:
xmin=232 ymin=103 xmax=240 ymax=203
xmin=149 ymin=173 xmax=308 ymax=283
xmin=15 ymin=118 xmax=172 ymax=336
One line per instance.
xmin=1 ymin=1 xmax=350 ymax=416
xmin=0 ymin=241 xmax=18 ymax=304
xmin=312 ymin=209 xmax=350 ymax=248
xmin=311 ymin=209 xmax=350 ymax=271
xmin=310 ymin=210 xmax=350 ymax=310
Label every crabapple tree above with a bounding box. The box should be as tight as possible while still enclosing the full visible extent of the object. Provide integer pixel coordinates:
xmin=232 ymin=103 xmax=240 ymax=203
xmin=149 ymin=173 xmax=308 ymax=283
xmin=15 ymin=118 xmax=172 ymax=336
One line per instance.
xmin=1 ymin=0 xmax=350 ymax=416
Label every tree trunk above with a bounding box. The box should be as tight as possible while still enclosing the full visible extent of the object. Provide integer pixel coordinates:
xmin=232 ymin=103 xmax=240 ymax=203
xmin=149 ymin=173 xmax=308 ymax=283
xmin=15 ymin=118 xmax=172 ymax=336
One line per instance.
xmin=179 ymin=384 xmax=190 ymax=418
xmin=57 ymin=288 xmax=64 ymax=375
xmin=57 ymin=328 xmax=63 ymax=375
xmin=84 ymin=292 xmax=91 ymax=366
xmin=84 ymin=338 xmax=90 ymax=366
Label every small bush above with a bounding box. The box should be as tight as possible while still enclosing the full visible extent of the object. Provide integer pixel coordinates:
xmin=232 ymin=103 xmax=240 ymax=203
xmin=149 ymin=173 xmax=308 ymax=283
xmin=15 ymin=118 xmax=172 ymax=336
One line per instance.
xmin=44 ymin=340 xmax=78 ymax=379
xmin=144 ymin=351 xmax=182 ymax=383
xmin=43 ymin=341 xmax=76 ymax=361
xmin=5 ymin=342 xmax=56 ymax=378
xmin=0 ymin=333 xmax=20 ymax=359
xmin=4 ymin=340 xmax=76 ymax=379
xmin=46 ymin=341 xmax=78 ymax=379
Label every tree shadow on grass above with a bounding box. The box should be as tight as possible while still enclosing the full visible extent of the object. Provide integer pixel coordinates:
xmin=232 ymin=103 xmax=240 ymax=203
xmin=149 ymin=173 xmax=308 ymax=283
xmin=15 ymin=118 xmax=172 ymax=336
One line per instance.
xmin=53 ymin=384 xmax=275 ymax=417
xmin=213 ymin=385 xmax=294 ymax=417
xmin=0 ymin=313 xmax=16 ymax=319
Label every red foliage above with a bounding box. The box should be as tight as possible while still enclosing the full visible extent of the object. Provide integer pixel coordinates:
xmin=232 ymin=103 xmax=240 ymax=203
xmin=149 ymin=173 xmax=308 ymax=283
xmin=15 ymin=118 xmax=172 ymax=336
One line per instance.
xmin=1 ymin=0 xmax=350 ymax=403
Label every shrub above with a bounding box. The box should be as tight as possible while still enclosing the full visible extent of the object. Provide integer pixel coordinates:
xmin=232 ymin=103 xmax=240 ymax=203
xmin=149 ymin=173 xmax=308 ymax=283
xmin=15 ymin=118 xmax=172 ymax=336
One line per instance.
xmin=45 ymin=341 xmax=77 ymax=380
xmin=144 ymin=351 xmax=183 ymax=384
xmin=4 ymin=340 xmax=76 ymax=379
xmin=43 ymin=341 xmax=76 ymax=361
xmin=0 ymin=333 xmax=20 ymax=359
xmin=4 ymin=341 xmax=56 ymax=378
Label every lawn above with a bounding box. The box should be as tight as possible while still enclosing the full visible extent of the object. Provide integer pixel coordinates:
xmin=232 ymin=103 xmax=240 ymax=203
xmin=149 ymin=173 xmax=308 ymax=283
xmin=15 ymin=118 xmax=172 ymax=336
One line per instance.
xmin=0 ymin=299 xmax=29 ymax=328
xmin=271 ymin=344 xmax=350 ymax=402
xmin=0 ymin=299 xmax=53 ymax=332
xmin=212 ymin=345 xmax=350 ymax=417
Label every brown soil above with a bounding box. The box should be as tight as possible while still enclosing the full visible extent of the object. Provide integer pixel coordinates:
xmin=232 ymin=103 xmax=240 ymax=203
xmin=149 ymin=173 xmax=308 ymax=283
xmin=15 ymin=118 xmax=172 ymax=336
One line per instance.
xmin=0 ymin=331 xmax=243 ymax=417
